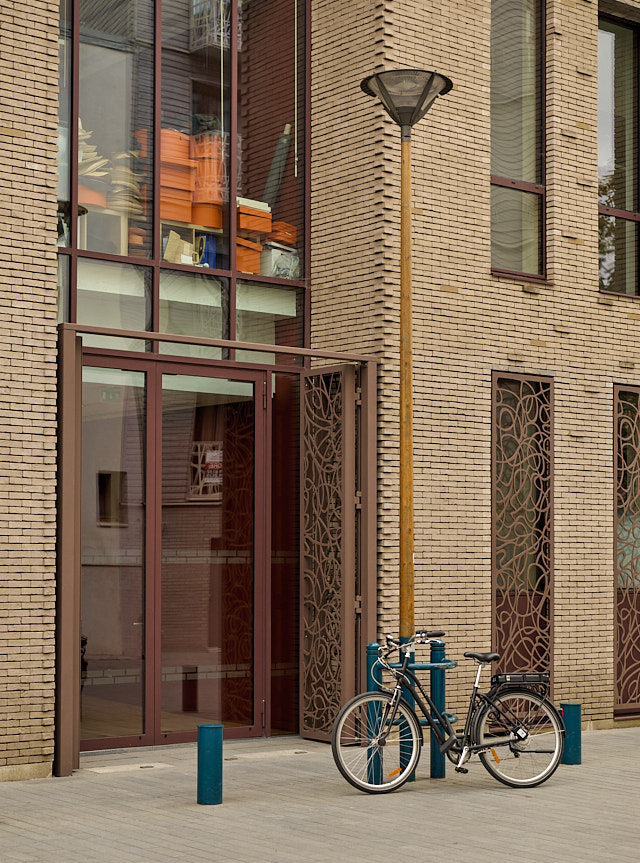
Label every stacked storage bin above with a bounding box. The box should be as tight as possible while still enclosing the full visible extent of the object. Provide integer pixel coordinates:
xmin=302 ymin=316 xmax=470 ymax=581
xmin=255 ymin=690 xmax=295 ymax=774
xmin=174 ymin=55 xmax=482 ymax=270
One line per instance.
xmin=160 ymin=130 xmax=196 ymax=223
xmin=236 ymin=198 xmax=272 ymax=273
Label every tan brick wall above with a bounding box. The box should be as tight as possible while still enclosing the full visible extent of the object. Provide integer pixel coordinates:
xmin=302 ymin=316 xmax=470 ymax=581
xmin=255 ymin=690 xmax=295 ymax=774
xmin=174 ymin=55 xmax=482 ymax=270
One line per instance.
xmin=312 ymin=0 xmax=640 ymax=723
xmin=0 ymin=0 xmax=59 ymax=775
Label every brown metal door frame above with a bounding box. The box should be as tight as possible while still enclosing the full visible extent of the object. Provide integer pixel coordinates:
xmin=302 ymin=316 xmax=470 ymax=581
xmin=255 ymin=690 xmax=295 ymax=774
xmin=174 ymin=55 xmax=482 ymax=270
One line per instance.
xmin=73 ymin=353 xmax=268 ymax=752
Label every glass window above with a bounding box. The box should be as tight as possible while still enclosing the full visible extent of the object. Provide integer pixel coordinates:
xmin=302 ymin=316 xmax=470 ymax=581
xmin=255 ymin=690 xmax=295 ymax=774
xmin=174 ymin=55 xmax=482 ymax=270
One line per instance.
xmin=59 ymin=1 xmax=307 ymax=350
xmin=77 ymin=258 xmax=152 ymax=351
xmin=159 ymin=270 xmax=227 ymax=358
xmin=599 ymin=19 xmax=640 ymax=294
xmin=490 ymin=0 xmax=544 ymax=277
xmin=237 ymin=0 xmax=304 ymax=279
xmin=236 ymin=281 xmax=303 ymax=364
xmin=160 ymin=0 xmax=231 ymax=269
xmin=78 ymin=0 xmax=154 ymax=257
xmin=57 ymin=0 xmax=72 ymax=248
xmin=491 ymin=185 xmax=542 ymax=275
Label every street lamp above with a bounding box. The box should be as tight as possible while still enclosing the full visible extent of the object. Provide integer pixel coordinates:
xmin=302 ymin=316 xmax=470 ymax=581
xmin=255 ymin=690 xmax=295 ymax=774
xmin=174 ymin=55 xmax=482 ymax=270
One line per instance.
xmin=361 ymin=69 xmax=452 ymax=642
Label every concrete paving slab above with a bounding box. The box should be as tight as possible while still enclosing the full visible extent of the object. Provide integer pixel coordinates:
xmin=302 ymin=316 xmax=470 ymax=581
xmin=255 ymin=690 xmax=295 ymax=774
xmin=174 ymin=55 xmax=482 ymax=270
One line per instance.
xmin=0 ymin=728 xmax=638 ymax=862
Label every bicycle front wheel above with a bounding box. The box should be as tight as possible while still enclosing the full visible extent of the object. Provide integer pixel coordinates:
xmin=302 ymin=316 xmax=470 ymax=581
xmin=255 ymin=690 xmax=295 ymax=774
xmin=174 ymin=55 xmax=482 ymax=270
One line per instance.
xmin=331 ymin=692 xmax=422 ymax=793
xmin=474 ymin=688 xmax=564 ymax=788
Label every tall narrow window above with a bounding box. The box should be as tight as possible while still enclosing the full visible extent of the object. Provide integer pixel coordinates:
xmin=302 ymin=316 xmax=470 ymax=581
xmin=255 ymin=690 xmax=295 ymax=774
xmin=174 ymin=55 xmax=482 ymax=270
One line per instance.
xmin=493 ymin=374 xmax=552 ymax=675
xmin=491 ymin=0 xmax=544 ymax=278
xmin=599 ymin=19 xmax=639 ymax=295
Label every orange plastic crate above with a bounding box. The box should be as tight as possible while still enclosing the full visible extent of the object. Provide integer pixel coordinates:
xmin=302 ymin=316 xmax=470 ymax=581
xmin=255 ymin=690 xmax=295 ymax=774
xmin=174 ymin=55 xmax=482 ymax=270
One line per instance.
xmin=160 ymin=198 xmax=192 ymax=223
xmin=160 ymin=160 xmax=196 ymax=191
xmin=161 ymin=129 xmax=191 ymax=162
xmin=237 ymin=236 xmax=263 ymax=273
xmin=268 ymin=221 xmax=297 ymax=246
xmin=237 ymin=205 xmax=272 ymax=236
xmin=192 ymin=203 xmax=223 ymax=230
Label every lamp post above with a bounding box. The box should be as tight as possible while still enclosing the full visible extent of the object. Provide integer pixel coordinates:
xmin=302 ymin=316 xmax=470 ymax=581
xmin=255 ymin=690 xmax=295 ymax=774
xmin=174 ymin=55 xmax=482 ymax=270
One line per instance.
xmin=361 ymin=69 xmax=452 ymax=642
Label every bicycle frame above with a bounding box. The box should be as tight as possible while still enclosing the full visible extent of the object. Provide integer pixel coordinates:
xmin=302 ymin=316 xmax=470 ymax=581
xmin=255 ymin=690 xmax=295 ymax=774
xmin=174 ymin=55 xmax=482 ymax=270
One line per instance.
xmin=381 ymin=647 xmax=557 ymax=766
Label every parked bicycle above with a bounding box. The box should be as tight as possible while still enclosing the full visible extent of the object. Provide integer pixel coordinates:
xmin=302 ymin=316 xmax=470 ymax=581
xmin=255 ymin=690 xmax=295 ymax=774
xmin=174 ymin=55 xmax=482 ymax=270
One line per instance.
xmin=331 ymin=630 xmax=565 ymax=793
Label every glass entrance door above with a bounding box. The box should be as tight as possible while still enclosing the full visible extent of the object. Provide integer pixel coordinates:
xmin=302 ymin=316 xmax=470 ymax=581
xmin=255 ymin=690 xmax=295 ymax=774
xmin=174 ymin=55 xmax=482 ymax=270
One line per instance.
xmin=159 ymin=374 xmax=260 ymax=736
xmin=80 ymin=361 xmax=265 ymax=747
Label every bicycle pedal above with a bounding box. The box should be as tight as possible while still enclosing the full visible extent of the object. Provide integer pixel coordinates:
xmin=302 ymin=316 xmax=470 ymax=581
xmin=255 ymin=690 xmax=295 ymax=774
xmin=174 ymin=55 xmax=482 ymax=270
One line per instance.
xmin=455 ymin=766 xmax=469 ymax=774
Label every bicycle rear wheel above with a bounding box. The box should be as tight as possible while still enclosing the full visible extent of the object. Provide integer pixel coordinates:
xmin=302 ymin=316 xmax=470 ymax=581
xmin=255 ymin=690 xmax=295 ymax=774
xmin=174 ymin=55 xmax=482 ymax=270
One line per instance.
xmin=474 ymin=688 xmax=564 ymax=788
xmin=331 ymin=692 xmax=421 ymax=793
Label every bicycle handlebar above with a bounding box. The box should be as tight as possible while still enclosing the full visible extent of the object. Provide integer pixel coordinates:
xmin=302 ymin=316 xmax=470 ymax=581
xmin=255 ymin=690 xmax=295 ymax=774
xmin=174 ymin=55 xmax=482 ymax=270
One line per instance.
xmin=383 ymin=630 xmax=446 ymax=655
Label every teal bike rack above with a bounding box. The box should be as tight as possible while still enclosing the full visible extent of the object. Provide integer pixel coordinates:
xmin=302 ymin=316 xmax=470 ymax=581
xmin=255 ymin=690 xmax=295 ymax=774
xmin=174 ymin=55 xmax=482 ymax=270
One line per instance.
xmin=366 ymin=641 xmax=457 ymax=779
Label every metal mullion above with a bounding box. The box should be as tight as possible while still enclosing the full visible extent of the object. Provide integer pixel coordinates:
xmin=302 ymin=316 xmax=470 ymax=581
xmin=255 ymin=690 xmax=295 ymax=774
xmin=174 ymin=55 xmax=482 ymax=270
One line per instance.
xmin=599 ymin=204 xmax=640 ymax=223
xmin=229 ymin=0 xmax=239 ymax=361
xmin=147 ymin=364 xmax=162 ymax=742
xmin=490 ymin=175 xmax=545 ymax=195
xmin=303 ymin=0 xmax=311 ymax=353
xmin=254 ymin=371 xmax=270 ymax=735
xmin=153 ymin=0 xmax=162 ymax=268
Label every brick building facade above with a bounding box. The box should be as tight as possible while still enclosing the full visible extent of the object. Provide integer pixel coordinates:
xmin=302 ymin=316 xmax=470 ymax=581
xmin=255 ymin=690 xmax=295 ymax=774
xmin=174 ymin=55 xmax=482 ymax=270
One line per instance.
xmin=2 ymin=0 xmax=640 ymax=780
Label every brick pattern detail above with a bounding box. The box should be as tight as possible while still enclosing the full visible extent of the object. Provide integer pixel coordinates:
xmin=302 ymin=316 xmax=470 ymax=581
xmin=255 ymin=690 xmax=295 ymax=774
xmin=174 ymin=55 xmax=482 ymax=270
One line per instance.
xmin=310 ymin=0 xmax=640 ymax=723
xmin=0 ymin=1 xmax=58 ymax=771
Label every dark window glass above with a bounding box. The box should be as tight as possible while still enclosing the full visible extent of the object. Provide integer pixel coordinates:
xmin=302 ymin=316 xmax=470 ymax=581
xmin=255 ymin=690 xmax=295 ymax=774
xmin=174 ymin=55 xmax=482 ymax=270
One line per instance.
xmin=58 ymin=0 xmax=72 ymax=248
xmin=78 ymin=0 xmax=154 ymax=257
xmin=491 ymin=0 xmax=542 ymax=183
xmin=491 ymin=185 xmax=542 ymax=274
xmin=599 ymin=21 xmax=636 ymax=212
xmin=160 ymin=0 xmax=231 ymax=269
xmin=490 ymin=0 xmax=544 ymax=277
xmin=237 ymin=0 xmax=305 ymax=279
xmin=598 ymin=19 xmax=639 ymax=295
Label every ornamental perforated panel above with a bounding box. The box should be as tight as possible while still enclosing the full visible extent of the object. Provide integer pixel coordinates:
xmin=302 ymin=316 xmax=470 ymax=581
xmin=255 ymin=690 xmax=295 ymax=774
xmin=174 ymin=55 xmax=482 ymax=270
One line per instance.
xmin=493 ymin=375 xmax=553 ymax=675
xmin=615 ymin=389 xmax=640 ymax=713
xmin=300 ymin=366 xmax=357 ymax=741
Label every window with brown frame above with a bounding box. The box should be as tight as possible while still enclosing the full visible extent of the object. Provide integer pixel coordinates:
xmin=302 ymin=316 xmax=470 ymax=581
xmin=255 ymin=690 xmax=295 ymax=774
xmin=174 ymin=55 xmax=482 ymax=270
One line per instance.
xmin=599 ymin=18 xmax=640 ymax=295
xmin=490 ymin=0 xmax=545 ymax=279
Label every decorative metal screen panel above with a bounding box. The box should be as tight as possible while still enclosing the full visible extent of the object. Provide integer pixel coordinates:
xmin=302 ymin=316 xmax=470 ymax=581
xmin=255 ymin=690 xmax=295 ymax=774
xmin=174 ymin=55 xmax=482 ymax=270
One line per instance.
xmin=615 ymin=388 xmax=640 ymax=713
xmin=300 ymin=366 xmax=356 ymax=741
xmin=493 ymin=374 xmax=553 ymax=675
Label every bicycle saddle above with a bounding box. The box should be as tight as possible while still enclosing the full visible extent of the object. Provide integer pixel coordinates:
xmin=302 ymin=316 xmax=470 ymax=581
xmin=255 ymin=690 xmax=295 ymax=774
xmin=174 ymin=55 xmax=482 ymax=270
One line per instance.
xmin=464 ymin=651 xmax=500 ymax=663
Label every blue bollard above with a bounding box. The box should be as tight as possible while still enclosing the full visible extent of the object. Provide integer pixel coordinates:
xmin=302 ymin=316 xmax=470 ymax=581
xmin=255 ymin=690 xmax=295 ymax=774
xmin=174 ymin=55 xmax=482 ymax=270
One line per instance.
xmin=560 ymin=702 xmax=581 ymax=765
xmin=197 ymin=723 xmax=223 ymax=804
xmin=430 ymin=641 xmax=447 ymax=779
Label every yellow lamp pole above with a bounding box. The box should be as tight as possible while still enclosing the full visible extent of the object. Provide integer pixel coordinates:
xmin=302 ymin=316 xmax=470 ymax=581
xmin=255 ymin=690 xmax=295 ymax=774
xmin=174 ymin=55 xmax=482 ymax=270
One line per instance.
xmin=361 ymin=69 xmax=453 ymax=641
xmin=399 ymin=130 xmax=414 ymax=640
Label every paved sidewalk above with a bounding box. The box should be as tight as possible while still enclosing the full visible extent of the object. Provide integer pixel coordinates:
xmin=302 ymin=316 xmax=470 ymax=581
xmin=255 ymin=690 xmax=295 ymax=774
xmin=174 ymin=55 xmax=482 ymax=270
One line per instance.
xmin=1 ymin=726 xmax=639 ymax=862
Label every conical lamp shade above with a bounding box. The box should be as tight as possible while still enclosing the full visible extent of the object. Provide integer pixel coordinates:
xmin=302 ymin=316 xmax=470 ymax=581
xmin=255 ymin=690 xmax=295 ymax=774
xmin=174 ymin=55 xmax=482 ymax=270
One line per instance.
xmin=361 ymin=69 xmax=453 ymax=127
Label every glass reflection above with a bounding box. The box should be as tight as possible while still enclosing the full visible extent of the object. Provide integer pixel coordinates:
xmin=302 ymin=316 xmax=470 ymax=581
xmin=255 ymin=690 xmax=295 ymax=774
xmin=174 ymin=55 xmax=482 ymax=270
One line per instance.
xmin=237 ymin=0 xmax=304 ymax=278
xmin=161 ymin=375 xmax=255 ymax=731
xmin=491 ymin=185 xmax=542 ymax=275
xmin=236 ymin=281 xmax=303 ymax=364
xmin=78 ymin=0 xmax=153 ymax=257
xmin=81 ymin=367 xmax=146 ymax=740
xmin=57 ymin=0 xmax=72 ymax=247
xmin=160 ymin=0 xmax=230 ymax=269
xmin=491 ymin=0 xmax=541 ymax=184
xmin=77 ymin=258 xmax=152 ymax=351
xmin=159 ymin=270 xmax=227 ymax=358
xmin=598 ymin=21 xmax=636 ymax=212
xmin=599 ymin=214 xmax=638 ymax=294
